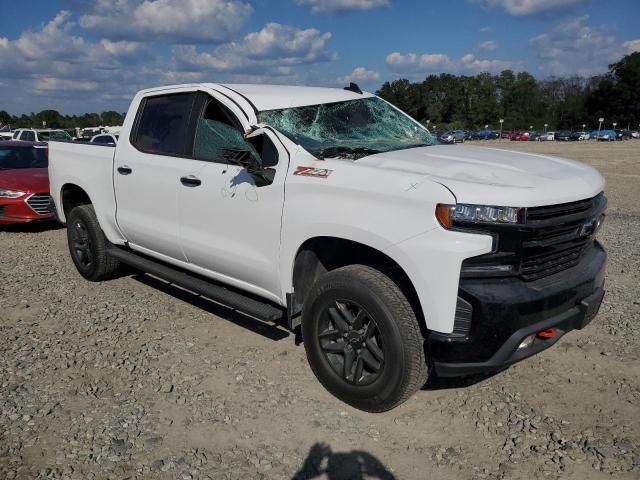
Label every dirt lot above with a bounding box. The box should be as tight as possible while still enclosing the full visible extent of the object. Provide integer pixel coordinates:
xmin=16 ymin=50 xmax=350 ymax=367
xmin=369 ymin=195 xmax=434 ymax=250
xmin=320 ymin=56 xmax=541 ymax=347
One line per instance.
xmin=1 ymin=140 xmax=639 ymax=480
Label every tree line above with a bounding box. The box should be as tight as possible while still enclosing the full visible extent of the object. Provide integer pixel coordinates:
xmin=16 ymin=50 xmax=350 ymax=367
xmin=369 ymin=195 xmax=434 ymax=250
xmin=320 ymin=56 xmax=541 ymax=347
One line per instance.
xmin=0 ymin=110 xmax=125 ymax=131
xmin=376 ymin=52 xmax=640 ymax=132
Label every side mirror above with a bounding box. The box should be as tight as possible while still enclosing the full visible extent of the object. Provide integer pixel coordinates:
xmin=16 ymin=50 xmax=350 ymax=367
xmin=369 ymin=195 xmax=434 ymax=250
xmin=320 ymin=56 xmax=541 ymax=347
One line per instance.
xmin=222 ymin=147 xmax=274 ymax=186
xmin=222 ymin=148 xmax=259 ymax=170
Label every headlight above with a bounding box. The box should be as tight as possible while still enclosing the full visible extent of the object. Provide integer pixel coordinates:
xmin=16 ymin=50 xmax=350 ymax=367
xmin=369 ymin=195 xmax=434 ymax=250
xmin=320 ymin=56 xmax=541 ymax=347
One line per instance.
xmin=0 ymin=188 xmax=26 ymax=198
xmin=436 ymin=203 xmax=524 ymax=229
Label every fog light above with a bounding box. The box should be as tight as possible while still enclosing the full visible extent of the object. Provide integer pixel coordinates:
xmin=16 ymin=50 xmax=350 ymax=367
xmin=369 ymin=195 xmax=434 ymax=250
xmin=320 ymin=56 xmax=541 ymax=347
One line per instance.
xmin=518 ymin=334 xmax=535 ymax=350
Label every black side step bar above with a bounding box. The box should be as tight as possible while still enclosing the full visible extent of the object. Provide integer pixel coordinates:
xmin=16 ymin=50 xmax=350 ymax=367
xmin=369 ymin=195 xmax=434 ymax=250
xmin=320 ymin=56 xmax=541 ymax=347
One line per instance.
xmin=108 ymin=248 xmax=283 ymax=322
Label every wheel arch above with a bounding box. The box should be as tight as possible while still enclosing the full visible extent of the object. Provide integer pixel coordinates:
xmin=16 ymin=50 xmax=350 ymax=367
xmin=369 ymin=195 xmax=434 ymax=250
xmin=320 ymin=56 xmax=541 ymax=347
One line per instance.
xmin=291 ymin=236 xmax=426 ymax=334
xmin=59 ymin=183 xmax=93 ymax=222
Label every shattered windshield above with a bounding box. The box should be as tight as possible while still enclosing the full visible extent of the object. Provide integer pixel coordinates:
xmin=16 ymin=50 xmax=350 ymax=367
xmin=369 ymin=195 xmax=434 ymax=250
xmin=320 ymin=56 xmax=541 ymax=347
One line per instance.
xmin=259 ymin=97 xmax=437 ymax=160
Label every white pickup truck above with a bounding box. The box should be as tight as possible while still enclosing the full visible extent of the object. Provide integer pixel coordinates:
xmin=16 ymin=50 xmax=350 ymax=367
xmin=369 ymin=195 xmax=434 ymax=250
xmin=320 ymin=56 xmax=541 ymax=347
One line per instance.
xmin=49 ymin=83 xmax=607 ymax=412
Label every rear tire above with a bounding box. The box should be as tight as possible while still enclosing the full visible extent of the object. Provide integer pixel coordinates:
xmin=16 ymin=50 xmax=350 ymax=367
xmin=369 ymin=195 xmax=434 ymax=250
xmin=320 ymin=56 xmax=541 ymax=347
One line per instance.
xmin=302 ymin=265 xmax=429 ymax=412
xmin=67 ymin=205 xmax=121 ymax=282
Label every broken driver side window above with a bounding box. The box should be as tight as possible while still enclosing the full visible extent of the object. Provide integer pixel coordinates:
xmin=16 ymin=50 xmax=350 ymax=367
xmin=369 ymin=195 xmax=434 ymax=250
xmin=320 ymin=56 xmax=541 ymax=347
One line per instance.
xmin=193 ymin=98 xmax=260 ymax=165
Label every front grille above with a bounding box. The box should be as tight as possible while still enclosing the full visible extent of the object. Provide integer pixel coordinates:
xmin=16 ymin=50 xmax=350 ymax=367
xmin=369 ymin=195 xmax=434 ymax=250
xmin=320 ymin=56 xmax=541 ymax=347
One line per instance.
xmin=26 ymin=193 xmax=53 ymax=215
xmin=520 ymin=194 xmax=606 ymax=281
xmin=462 ymin=193 xmax=607 ymax=282
xmin=526 ymin=196 xmax=597 ymax=221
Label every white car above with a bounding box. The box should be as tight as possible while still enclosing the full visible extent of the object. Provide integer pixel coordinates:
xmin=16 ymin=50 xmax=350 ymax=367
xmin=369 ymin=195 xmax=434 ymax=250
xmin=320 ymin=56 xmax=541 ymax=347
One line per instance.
xmin=577 ymin=131 xmax=591 ymax=141
xmin=12 ymin=128 xmax=72 ymax=142
xmin=541 ymin=132 xmax=555 ymax=141
xmin=48 ymin=83 xmax=607 ymax=412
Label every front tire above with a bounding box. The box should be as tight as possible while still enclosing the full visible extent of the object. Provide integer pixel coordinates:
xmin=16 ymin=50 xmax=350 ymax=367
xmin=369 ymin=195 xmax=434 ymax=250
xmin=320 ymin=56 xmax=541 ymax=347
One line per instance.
xmin=67 ymin=205 xmax=121 ymax=282
xmin=302 ymin=265 xmax=429 ymax=412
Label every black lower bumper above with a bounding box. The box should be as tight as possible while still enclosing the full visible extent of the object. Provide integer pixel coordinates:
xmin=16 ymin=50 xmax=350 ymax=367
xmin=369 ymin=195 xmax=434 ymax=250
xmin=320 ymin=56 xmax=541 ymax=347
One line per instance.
xmin=430 ymin=242 xmax=606 ymax=377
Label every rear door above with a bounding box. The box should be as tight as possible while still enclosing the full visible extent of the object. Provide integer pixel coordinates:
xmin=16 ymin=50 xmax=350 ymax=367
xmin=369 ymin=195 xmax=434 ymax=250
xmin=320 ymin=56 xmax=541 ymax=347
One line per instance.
xmin=114 ymin=91 xmax=197 ymax=261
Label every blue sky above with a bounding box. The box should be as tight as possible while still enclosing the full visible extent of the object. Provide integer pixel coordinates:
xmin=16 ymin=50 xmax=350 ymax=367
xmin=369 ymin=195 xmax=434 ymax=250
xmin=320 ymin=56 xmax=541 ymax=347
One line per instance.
xmin=1 ymin=0 xmax=639 ymax=114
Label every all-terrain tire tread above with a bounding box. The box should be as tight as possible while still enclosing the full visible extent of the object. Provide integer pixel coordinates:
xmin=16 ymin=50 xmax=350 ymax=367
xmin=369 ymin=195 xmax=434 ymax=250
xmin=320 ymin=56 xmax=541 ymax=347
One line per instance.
xmin=304 ymin=264 xmax=429 ymax=412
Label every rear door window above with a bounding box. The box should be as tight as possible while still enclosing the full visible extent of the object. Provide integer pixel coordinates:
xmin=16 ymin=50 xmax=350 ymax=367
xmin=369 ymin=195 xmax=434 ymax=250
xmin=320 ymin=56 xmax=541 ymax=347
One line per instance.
xmin=132 ymin=93 xmax=195 ymax=156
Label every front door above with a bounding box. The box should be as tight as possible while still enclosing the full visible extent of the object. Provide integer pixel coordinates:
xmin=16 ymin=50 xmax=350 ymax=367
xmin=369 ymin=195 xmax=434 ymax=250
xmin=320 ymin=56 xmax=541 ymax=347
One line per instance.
xmin=177 ymin=94 xmax=288 ymax=300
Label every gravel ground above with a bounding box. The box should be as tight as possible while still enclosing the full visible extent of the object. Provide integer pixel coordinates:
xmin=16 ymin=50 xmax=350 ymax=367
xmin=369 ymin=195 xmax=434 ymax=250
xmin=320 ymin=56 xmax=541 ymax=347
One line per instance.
xmin=1 ymin=140 xmax=639 ymax=480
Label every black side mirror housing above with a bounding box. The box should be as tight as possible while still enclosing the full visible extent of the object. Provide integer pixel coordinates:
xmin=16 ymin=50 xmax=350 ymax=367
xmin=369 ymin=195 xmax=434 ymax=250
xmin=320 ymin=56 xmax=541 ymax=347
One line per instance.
xmin=222 ymin=148 xmax=257 ymax=170
xmin=222 ymin=148 xmax=274 ymax=187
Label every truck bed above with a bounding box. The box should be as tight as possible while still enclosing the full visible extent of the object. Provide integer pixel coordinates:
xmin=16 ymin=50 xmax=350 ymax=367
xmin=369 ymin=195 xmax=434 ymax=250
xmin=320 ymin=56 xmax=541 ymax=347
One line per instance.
xmin=48 ymin=141 xmax=122 ymax=242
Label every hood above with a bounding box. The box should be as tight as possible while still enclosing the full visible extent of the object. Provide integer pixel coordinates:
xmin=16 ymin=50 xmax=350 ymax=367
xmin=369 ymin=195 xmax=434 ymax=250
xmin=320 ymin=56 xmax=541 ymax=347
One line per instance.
xmin=357 ymin=145 xmax=604 ymax=207
xmin=0 ymin=168 xmax=50 ymax=194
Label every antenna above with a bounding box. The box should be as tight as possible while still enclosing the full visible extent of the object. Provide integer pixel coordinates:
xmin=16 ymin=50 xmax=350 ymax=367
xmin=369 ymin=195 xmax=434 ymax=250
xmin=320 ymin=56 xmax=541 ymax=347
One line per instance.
xmin=344 ymin=82 xmax=363 ymax=95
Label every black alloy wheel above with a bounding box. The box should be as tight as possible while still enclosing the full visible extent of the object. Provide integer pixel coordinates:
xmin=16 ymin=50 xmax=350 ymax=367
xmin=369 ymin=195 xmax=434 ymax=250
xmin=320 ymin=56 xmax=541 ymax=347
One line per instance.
xmin=302 ymin=265 xmax=429 ymax=412
xmin=66 ymin=204 xmax=121 ymax=281
xmin=319 ymin=300 xmax=385 ymax=386
xmin=70 ymin=219 xmax=93 ymax=269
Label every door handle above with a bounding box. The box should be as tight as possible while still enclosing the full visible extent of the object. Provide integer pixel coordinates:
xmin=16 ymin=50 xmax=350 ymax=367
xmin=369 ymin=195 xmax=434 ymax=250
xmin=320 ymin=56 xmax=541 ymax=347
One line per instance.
xmin=180 ymin=175 xmax=202 ymax=187
xmin=117 ymin=166 xmax=132 ymax=175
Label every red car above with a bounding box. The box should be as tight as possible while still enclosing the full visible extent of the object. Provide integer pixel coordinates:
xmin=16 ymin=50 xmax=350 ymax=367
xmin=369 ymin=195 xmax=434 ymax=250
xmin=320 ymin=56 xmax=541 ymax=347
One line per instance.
xmin=510 ymin=131 xmax=529 ymax=141
xmin=0 ymin=141 xmax=53 ymax=225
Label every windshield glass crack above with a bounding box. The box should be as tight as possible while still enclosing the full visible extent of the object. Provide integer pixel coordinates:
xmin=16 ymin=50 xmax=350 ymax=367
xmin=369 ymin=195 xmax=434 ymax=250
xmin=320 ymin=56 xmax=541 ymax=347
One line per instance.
xmin=259 ymin=98 xmax=437 ymax=160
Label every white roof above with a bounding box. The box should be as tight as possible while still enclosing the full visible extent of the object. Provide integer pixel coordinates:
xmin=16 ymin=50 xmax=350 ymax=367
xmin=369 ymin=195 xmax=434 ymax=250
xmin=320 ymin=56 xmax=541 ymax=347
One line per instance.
xmin=219 ymin=84 xmax=374 ymax=111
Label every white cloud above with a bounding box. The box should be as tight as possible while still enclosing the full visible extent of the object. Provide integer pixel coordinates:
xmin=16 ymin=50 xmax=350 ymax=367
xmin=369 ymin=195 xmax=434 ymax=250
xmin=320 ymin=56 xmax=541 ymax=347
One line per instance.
xmin=623 ymin=39 xmax=640 ymax=54
xmin=295 ymin=0 xmax=390 ymax=13
xmin=173 ymin=23 xmax=335 ymax=75
xmin=478 ymin=0 xmax=584 ymax=16
xmin=530 ymin=16 xmax=633 ymax=76
xmin=479 ymin=26 xmax=493 ymax=33
xmin=33 ymin=78 xmax=99 ymax=92
xmin=337 ymin=67 xmax=380 ymax=84
xmin=99 ymin=39 xmax=143 ymax=57
xmin=0 ymin=10 xmax=337 ymax=113
xmin=478 ymin=40 xmax=498 ymax=51
xmin=386 ymin=51 xmax=517 ymax=75
xmin=79 ymin=0 xmax=253 ymax=44
xmin=0 ymin=11 xmax=156 ymax=111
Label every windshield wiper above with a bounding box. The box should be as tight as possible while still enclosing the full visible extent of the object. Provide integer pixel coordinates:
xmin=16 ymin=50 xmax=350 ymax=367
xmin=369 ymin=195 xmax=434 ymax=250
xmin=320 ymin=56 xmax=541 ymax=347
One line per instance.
xmin=314 ymin=146 xmax=382 ymax=160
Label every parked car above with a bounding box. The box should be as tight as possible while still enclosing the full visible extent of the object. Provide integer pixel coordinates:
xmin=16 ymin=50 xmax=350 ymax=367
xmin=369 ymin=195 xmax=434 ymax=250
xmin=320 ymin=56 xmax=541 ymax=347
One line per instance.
xmin=568 ymin=132 xmax=583 ymax=141
xmin=555 ymin=130 xmax=573 ymax=141
xmin=12 ymin=129 xmax=73 ymax=142
xmin=592 ymin=130 xmax=616 ymax=141
xmin=0 ymin=141 xmax=53 ymax=225
xmin=576 ymin=131 xmax=590 ymax=141
xmin=49 ymin=83 xmax=607 ymax=412
xmin=501 ymin=130 xmax=512 ymax=139
xmin=511 ymin=131 xmax=529 ymax=141
xmin=539 ymin=132 xmax=555 ymax=141
xmin=528 ymin=132 xmax=541 ymax=141
xmin=615 ymin=129 xmax=632 ymax=141
xmin=439 ymin=130 xmax=466 ymax=144
xmin=631 ymin=131 xmax=639 ymax=139
xmin=471 ymin=130 xmax=498 ymax=140
xmin=0 ymin=132 xmax=14 ymax=141
xmin=90 ymin=133 xmax=119 ymax=146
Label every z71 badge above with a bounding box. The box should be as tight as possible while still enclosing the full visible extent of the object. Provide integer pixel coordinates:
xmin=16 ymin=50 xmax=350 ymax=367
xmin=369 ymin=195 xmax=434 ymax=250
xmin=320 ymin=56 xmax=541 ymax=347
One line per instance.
xmin=293 ymin=166 xmax=333 ymax=178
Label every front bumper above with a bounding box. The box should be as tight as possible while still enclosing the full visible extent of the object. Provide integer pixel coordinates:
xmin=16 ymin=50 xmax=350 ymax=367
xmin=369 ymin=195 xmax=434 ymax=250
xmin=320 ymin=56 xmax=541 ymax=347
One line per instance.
xmin=429 ymin=242 xmax=606 ymax=377
xmin=0 ymin=196 xmax=53 ymax=225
